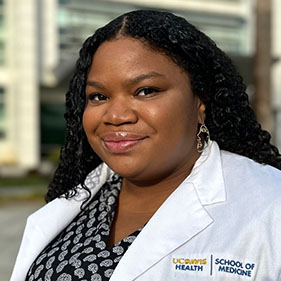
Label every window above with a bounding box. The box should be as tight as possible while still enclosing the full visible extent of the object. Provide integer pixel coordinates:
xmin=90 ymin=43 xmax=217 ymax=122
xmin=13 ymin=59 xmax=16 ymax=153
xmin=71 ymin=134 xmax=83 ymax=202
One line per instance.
xmin=59 ymin=0 xmax=70 ymax=5
xmin=0 ymin=40 xmax=4 ymax=65
xmin=0 ymin=86 xmax=6 ymax=139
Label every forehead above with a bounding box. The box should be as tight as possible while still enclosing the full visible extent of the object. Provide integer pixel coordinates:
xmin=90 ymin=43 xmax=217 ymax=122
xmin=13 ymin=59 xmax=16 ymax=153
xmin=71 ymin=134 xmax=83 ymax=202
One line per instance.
xmin=88 ymin=37 xmax=188 ymax=81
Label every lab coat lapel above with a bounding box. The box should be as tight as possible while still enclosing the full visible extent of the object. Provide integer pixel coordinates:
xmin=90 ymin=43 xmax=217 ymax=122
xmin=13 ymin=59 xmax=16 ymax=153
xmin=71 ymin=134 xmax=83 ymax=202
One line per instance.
xmin=110 ymin=141 xmax=226 ymax=281
xmin=110 ymin=181 xmax=213 ymax=281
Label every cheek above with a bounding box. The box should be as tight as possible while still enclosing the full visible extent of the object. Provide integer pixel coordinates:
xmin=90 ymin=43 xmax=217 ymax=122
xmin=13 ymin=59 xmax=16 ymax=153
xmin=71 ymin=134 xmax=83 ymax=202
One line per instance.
xmin=82 ymin=108 xmax=99 ymax=138
xmin=82 ymin=110 xmax=91 ymax=135
xmin=145 ymin=95 xmax=198 ymax=135
xmin=82 ymin=110 xmax=102 ymax=156
xmin=164 ymin=109 xmax=198 ymax=154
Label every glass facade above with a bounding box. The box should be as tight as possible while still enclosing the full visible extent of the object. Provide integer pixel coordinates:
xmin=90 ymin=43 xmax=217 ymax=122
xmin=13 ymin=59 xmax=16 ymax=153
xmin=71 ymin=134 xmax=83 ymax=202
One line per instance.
xmin=41 ymin=104 xmax=65 ymax=145
xmin=57 ymin=1 xmax=138 ymax=63
xmin=197 ymin=18 xmax=246 ymax=54
xmin=56 ymin=1 xmax=248 ymax=64
xmin=57 ymin=5 xmax=112 ymax=61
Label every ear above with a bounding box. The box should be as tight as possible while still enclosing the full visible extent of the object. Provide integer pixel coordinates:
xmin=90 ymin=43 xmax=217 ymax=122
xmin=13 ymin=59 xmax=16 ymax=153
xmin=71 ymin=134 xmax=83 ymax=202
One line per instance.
xmin=197 ymin=100 xmax=206 ymax=124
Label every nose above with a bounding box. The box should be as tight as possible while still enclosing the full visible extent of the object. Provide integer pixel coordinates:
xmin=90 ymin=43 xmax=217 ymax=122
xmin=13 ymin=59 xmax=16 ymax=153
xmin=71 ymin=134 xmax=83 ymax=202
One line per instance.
xmin=103 ymin=96 xmax=138 ymax=126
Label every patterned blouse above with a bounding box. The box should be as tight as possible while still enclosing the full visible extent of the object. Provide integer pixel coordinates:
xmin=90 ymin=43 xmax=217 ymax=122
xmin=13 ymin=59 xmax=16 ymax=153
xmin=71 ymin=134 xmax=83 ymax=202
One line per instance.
xmin=26 ymin=175 xmax=142 ymax=281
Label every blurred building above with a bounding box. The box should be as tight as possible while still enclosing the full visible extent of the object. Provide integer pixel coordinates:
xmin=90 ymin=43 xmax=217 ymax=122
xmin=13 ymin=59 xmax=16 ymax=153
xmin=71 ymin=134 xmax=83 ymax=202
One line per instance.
xmin=0 ymin=0 xmax=39 ymax=174
xmin=0 ymin=0 xmax=280 ymax=175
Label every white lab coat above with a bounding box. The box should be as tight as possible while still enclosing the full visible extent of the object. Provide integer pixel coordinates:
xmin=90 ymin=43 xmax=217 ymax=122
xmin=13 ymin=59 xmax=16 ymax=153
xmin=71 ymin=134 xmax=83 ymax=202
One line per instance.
xmin=10 ymin=141 xmax=281 ymax=281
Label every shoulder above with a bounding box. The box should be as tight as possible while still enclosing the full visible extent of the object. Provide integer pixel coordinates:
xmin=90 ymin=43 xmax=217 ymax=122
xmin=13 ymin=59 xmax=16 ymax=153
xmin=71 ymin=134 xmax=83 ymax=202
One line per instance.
xmin=221 ymin=149 xmax=281 ymax=180
xmin=219 ymin=150 xmax=281 ymax=244
xmin=220 ymin=149 xmax=281 ymax=207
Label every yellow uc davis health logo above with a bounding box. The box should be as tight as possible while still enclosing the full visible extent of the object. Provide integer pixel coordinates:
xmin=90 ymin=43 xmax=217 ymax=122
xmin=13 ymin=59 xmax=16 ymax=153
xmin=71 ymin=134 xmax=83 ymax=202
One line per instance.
xmin=172 ymin=258 xmax=207 ymax=272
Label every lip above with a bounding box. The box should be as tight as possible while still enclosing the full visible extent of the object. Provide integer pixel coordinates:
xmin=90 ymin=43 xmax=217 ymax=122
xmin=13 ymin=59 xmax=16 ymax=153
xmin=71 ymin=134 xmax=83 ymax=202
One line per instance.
xmin=100 ymin=132 xmax=147 ymax=153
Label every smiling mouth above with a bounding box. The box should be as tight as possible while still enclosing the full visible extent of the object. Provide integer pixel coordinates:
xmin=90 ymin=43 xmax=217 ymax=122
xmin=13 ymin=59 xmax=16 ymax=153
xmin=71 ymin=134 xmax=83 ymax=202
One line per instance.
xmin=100 ymin=132 xmax=147 ymax=154
xmin=103 ymin=139 xmax=145 ymax=153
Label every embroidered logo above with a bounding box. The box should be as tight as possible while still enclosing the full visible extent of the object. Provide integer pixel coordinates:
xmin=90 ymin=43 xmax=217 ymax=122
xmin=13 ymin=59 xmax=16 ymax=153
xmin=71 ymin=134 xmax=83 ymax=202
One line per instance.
xmin=214 ymin=257 xmax=255 ymax=277
xmin=173 ymin=258 xmax=207 ymax=272
xmin=172 ymin=255 xmax=256 ymax=277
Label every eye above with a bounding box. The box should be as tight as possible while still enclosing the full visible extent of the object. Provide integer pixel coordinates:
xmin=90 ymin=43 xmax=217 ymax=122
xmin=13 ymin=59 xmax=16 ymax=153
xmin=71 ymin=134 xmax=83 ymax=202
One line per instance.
xmin=87 ymin=93 xmax=108 ymax=103
xmin=136 ymin=87 xmax=160 ymax=97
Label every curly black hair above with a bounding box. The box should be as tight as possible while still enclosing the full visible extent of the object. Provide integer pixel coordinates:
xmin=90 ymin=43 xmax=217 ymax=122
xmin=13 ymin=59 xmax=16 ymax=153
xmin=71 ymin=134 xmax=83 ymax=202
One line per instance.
xmin=46 ymin=10 xmax=281 ymax=203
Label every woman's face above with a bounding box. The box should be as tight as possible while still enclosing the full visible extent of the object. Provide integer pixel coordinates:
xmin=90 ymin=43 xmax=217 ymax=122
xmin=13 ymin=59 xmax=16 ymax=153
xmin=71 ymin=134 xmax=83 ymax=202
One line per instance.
xmin=83 ymin=37 xmax=205 ymax=183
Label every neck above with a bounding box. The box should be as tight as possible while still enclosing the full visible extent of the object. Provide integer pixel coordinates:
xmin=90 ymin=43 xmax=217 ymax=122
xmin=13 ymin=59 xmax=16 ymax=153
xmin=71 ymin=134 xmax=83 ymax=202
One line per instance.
xmin=119 ymin=152 xmax=199 ymax=214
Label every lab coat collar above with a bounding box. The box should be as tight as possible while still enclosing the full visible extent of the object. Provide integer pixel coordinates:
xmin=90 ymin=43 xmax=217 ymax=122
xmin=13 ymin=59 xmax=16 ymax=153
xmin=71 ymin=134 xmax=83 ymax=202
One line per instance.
xmin=110 ymin=141 xmax=226 ymax=281
xmin=187 ymin=140 xmax=226 ymax=205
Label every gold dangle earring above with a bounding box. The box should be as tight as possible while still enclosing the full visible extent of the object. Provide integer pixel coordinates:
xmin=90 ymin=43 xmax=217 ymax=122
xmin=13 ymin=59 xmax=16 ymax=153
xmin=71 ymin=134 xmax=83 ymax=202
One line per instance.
xmin=196 ymin=122 xmax=210 ymax=153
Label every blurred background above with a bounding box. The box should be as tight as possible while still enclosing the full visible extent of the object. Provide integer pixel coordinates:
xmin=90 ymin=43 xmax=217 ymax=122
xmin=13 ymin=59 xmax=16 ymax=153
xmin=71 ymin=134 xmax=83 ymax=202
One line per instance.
xmin=0 ymin=0 xmax=280 ymax=279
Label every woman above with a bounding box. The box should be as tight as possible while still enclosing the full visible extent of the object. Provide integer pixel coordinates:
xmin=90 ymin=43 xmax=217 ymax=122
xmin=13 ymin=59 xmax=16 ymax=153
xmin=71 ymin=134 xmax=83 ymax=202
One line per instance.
xmin=11 ymin=10 xmax=281 ymax=281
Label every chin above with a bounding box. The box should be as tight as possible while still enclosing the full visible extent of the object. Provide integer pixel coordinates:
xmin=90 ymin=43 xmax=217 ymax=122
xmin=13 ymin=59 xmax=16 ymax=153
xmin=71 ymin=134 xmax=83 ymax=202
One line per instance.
xmin=110 ymin=166 xmax=143 ymax=179
xmin=105 ymin=160 xmax=146 ymax=180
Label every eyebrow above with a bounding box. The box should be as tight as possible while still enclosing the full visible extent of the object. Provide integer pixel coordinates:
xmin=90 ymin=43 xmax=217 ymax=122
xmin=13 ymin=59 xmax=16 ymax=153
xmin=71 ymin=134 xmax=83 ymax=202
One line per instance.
xmin=86 ymin=80 xmax=105 ymax=90
xmin=125 ymin=72 xmax=166 ymax=84
xmin=86 ymin=71 xmax=166 ymax=89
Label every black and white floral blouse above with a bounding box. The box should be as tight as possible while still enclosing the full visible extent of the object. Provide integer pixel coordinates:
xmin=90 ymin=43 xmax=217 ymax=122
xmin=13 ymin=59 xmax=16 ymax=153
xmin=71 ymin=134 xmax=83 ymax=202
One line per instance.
xmin=26 ymin=175 xmax=142 ymax=281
